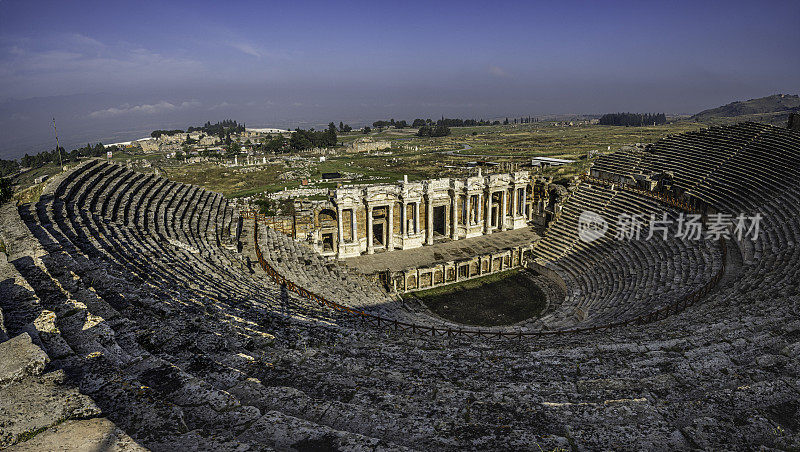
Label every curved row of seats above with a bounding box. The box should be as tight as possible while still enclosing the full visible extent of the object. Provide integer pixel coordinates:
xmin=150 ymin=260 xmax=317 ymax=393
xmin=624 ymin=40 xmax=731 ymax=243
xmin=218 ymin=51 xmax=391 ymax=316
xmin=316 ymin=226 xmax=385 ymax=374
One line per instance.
xmin=256 ymin=223 xmax=448 ymax=326
xmin=3 ymin=161 xmax=412 ymax=449
xmin=2 ymin=122 xmax=799 ymax=450
xmin=531 ymin=182 xmax=723 ymax=328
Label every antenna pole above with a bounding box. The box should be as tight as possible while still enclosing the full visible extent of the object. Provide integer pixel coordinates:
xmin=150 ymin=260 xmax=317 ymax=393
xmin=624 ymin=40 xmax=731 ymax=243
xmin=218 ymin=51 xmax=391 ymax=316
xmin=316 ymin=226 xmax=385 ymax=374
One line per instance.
xmin=52 ymin=118 xmax=63 ymax=170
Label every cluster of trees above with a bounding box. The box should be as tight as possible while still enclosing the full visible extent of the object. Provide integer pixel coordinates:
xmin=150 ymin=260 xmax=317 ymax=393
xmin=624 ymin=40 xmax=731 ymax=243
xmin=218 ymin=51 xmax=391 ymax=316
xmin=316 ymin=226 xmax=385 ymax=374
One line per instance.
xmin=372 ymin=119 xmax=408 ymax=130
xmin=0 ymin=176 xmax=12 ymax=204
xmin=599 ymin=113 xmax=667 ymax=126
xmin=502 ymin=117 xmax=540 ymax=125
xmin=288 ymin=123 xmax=337 ymax=150
xmin=411 ymin=118 xmax=500 ymax=128
xmin=150 ymin=129 xmax=184 ymax=139
xmin=438 ymin=118 xmax=497 ymax=127
xmin=414 ymin=117 xmax=501 ymax=136
xmin=416 ymin=124 xmax=451 ymax=137
xmin=338 ymin=122 xmax=353 ymax=133
xmin=187 ymin=119 xmax=245 ymax=137
xmin=0 ymin=159 xmax=20 ymax=177
xmin=18 ymin=143 xmax=111 ymax=169
xmin=365 ymin=116 xmax=543 ymax=133
xmin=256 ymin=135 xmax=288 ymax=154
xmin=0 ymin=142 xmax=114 ymax=203
xmin=152 ymin=120 xmax=246 ymax=141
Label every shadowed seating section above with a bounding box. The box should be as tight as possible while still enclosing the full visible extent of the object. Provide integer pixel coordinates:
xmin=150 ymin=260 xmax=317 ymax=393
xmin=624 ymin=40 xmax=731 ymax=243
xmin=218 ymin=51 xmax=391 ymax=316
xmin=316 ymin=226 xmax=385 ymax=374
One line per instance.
xmin=1 ymin=122 xmax=799 ymax=450
xmin=531 ymin=185 xmax=724 ymax=329
xmin=256 ymin=223 xmax=447 ymax=326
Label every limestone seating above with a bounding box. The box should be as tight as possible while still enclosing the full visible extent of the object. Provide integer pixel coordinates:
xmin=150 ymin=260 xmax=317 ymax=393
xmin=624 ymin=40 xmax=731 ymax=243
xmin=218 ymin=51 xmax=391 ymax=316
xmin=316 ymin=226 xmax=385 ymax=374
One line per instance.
xmin=6 ymin=163 xmax=419 ymax=449
xmin=2 ymin=120 xmax=799 ymax=451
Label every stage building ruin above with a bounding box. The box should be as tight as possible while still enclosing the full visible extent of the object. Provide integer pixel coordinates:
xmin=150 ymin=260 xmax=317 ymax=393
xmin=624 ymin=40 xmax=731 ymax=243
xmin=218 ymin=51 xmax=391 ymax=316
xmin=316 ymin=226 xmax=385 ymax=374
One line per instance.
xmin=289 ymin=169 xmax=565 ymax=260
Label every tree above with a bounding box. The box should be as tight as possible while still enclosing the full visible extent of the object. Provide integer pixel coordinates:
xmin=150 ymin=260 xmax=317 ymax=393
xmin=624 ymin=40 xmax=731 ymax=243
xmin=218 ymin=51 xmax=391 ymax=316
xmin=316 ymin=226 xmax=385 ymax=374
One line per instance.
xmin=363 ymin=126 xmax=371 ymax=134
xmin=151 ymin=129 xmax=183 ymax=139
xmin=598 ymin=112 xmax=666 ymax=126
xmin=265 ymin=135 xmax=286 ymax=153
xmin=0 ymin=159 xmax=20 ymax=177
xmin=325 ymin=123 xmax=338 ymax=147
xmin=0 ymin=176 xmax=12 ymax=204
xmin=432 ymin=124 xmax=451 ymax=137
xmin=225 ymin=140 xmax=241 ymax=156
xmin=372 ymin=120 xmax=392 ymax=130
xmin=289 ymin=129 xmax=313 ymax=150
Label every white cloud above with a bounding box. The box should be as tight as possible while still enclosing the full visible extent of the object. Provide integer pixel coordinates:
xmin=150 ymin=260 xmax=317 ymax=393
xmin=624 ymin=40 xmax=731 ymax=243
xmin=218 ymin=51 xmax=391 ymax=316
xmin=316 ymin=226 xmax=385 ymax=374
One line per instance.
xmin=227 ymin=41 xmax=262 ymax=58
xmin=489 ymin=65 xmax=508 ymax=77
xmin=0 ymin=37 xmax=206 ymax=98
xmin=89 ymin=100 xmax=201 ymax=118
xmin=68 ymin=33 xmax=106 ymax=50
xmin=209 ymin=101 xmax=235 ymax=110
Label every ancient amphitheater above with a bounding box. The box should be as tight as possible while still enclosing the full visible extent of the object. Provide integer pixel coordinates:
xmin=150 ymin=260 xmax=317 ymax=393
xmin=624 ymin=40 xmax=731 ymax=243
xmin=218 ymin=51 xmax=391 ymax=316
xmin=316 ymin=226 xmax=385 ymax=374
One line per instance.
xmin=1 ymin=122 xmax=798 ymax=450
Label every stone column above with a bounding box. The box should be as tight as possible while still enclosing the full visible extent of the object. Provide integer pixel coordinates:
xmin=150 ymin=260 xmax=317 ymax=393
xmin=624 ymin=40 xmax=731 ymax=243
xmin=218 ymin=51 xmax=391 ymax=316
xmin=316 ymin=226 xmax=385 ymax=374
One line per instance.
xmin=401 ymin=201 xmax=406 ymax=238
xmin=426 ymin=197 xmax=434 ymax=245
xmin=366 ymin=204 xmax=374 ymax=254
xmin=477 ymin=193 xmax=483 ymax=230
xmin=336 ymin=205 xmax=345 ymax=253
xmin=512 ymin=186 xmax=519 ymax=218
xmin=450 ymin=193 xmax=458 ymax=239
xmin=387 ymin=202 xmax=394 ymax=250
xmin=351 ymin=208 xmax=357 ymax=242
xmin=465 ymin=193 xmax=471 ymax=226
xmin=484 ymin=191 xmax=491 ymax=234
xmin=500 ymin=189 xmax=508 ymax=231
xmin=414 ymin=202 xmax=419 ymax=235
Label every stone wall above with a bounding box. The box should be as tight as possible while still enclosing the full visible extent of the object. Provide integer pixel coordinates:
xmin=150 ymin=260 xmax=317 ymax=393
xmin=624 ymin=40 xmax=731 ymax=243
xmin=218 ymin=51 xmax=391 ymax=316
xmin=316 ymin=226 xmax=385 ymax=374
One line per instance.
xmin=373 ymin=244 xmax=534 ymax=293
xmin=287 ymin=170 xmax=561 ymax=259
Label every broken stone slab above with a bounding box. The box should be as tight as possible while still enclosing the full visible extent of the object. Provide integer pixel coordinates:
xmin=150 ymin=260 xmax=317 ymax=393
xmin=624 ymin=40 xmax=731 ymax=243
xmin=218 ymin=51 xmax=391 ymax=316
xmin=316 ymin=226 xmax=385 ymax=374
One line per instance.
xmin=24 ymin=310 xmax=74 ymax=360
xmin=0 ymin=333 xmax=49 ymax=387
xmin=5 ymin=417 xmax=146 ymax=452
xmin=0 ymin=369 xmax=102 ymax=448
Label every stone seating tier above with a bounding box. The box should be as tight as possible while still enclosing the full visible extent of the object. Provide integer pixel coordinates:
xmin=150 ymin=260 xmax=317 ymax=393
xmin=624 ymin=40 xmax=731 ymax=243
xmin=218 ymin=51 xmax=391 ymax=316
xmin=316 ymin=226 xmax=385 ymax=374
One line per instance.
xmin=1 ymin=121 xmax=798 ymax=451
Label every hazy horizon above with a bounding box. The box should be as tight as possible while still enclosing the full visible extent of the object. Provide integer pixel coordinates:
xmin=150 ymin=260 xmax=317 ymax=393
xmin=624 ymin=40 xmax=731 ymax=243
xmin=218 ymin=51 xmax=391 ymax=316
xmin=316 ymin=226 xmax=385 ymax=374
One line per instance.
xmin=1 ymin=0 xmax=799 ymax=159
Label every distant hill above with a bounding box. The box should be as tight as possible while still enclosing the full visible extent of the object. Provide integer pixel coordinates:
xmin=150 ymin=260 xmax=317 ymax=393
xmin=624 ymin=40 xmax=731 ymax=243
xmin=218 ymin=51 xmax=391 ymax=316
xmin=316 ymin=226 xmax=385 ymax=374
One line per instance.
xmin=692 ymin=94 xmax=800 ymax=126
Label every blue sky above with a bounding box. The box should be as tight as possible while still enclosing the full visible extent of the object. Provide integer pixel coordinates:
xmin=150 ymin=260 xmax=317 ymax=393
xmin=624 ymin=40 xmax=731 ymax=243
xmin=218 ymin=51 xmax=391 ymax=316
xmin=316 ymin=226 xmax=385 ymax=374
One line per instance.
xmin=1 ymin=0 xmax=798 ymax=158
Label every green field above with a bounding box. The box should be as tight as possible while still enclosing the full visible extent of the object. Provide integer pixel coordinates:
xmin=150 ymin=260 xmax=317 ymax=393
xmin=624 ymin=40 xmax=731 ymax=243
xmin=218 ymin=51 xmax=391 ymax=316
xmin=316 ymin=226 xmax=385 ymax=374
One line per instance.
xmin=162 ymin=163 xmax=288 ymax=198
xmin=154 ymin=120 xmax=712 ymax=198
xmin=8 ymin=120 xmax=712 ymax=201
